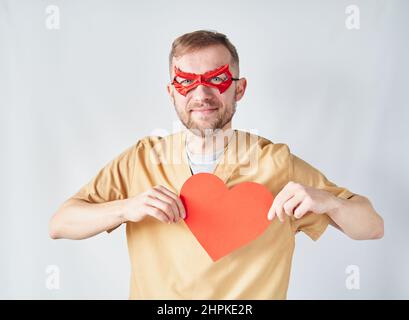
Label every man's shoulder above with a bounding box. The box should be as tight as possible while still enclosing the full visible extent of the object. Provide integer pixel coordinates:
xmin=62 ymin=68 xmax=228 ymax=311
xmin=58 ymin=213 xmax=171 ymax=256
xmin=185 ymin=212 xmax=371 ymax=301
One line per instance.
xmin=135 ymin=131 xmax=184 ymax=148
xmin=235 ymin=129 xmax=291 ymax=155
xmin=128 ymin=132 xmax=185 ymax=162
xmin=134 ymin=130 xmax=291 ymax=156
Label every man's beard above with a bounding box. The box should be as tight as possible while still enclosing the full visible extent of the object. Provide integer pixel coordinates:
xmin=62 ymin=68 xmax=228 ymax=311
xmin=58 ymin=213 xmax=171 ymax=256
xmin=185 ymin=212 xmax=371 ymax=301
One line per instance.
xmin=175 ymin=101 xmax=237 ymax=137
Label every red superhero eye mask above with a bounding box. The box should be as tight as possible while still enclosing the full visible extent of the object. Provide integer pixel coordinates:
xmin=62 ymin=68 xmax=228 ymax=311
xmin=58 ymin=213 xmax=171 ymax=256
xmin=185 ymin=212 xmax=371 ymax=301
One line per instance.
xmin=171 ymin=64 xmax=239 ymax=96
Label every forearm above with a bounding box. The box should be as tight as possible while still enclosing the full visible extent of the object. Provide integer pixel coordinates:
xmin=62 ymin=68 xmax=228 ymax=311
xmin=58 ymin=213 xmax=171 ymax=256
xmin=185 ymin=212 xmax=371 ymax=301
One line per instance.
xmin=49 ymin=198 xmax=128 ymax=240
xmin=328 ymin=195 xmax=384 ymax=240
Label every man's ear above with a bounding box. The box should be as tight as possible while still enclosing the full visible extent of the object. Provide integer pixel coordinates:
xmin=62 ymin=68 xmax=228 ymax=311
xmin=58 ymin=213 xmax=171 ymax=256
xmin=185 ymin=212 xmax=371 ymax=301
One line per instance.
xmin=235 ymin=78 xmax=247 ymax=102
xmin=167 ymin=83 xmax=175 ymax=104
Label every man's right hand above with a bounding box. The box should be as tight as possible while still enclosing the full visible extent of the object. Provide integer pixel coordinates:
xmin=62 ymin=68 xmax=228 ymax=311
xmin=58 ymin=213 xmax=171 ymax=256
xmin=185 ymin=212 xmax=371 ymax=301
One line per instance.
xmin=50 ymin=185 xmax=186 ymax=240
xmin=122 ymin=185 xmax=186 ymax=224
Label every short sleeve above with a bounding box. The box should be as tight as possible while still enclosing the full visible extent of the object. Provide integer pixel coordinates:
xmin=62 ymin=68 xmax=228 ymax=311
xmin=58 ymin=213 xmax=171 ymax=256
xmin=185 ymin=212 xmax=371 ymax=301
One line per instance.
xmin=72 ymin=142 xmax=141 ymax=203
xmin=70 ymin=141 xmax=143 ymax=233
xmin=289 ymin=153 xmax=356 ymax=241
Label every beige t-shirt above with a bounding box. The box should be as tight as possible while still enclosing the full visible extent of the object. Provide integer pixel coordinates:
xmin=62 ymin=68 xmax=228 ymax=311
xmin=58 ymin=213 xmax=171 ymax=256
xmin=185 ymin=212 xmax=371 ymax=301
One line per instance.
xmin=72 ymin=129 xmax=355 ymax=299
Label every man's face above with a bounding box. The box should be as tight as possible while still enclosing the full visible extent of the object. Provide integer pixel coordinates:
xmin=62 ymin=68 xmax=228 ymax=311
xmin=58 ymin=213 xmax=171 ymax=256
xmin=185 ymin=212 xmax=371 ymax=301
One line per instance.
xmin=167 ymin=45 xmax=247 ymax=137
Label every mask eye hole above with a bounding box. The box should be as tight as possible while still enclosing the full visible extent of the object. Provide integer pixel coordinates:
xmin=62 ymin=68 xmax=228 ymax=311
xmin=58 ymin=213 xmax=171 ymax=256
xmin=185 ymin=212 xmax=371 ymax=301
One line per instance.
xmin=174 ymin=77 xmax=194 ymax=86
xmin=207 ymin=72 xmax=229 ymax=84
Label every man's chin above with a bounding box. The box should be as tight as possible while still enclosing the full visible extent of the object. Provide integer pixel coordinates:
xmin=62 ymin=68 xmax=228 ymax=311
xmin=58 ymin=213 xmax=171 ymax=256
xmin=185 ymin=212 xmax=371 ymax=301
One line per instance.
xmin=186 ymin=124 xmax=220 ymax=137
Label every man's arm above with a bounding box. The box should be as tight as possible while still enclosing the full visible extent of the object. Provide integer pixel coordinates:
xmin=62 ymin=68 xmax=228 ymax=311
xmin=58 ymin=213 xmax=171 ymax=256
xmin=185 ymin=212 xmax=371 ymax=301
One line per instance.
xmin=49 ymin=198 xmax=128 ymax=240
xmin=267 ymin=181 xmax=384 ymax=240
xmin=327 ymin=194 xmax=384 ymax=240
xmin=49 ymin=185 xmax=186 ymax=240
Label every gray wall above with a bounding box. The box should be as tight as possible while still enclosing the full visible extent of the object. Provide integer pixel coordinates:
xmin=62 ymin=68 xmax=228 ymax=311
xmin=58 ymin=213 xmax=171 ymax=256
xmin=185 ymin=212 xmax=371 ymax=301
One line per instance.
xmin=1 ymin=0 xmax=408 ymax=299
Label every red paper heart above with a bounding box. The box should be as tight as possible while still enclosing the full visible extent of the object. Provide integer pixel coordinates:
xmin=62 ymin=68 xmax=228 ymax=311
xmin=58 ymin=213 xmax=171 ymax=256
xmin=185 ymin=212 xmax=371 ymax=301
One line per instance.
xmin=180 ymin=173 xmax=274 ymax=261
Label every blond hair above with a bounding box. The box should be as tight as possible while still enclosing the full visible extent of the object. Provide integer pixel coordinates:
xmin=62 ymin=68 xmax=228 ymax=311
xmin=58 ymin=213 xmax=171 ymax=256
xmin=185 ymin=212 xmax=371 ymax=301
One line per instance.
xmin=169 ymin=30 xmax=240 ymax=77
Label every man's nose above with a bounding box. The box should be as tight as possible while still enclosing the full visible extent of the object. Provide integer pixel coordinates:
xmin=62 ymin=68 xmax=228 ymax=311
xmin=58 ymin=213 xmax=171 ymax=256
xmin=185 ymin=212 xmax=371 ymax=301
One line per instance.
xmin=189 ymin=83 xmax=215 ymax=99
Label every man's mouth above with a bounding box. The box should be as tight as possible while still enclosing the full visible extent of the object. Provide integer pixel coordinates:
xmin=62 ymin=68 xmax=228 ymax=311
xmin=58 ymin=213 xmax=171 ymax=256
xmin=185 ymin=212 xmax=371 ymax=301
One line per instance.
xmin=190 ymin=107 xmax=218 ymax=115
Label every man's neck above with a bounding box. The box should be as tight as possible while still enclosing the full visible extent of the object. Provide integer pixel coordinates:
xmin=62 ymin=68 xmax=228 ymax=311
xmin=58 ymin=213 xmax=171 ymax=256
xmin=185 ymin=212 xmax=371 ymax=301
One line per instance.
xmin=185 ymin=125 xmax=235 ymax=156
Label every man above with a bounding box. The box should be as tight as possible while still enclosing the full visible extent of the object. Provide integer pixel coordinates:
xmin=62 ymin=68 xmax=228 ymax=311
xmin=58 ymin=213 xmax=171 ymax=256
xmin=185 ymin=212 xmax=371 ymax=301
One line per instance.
xmin=49 ymin=30 xmax=384 ymax=299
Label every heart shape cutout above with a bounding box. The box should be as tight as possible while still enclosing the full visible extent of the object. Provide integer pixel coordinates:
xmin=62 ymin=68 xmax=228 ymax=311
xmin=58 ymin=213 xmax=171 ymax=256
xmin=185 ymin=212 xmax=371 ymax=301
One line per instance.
xmin=180 ymin=173 xmax=274 ymax=261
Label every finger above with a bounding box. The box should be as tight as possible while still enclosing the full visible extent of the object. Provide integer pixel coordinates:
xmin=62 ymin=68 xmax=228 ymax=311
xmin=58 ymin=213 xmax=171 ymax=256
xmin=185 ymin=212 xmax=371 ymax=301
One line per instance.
xmin=143 ymin=204 xmax=170 ymax=224
xmin=152 ymin=186 xmax=180 ymax=222
xmin=283 ymin=193 xmax=303 ymax=217
xmin=270 ymin=182 xmax=295 ymax=217
xmin=273 ymin=186 xmax=296 ymax=222
xmin=267 ymin=204 xmax=276 ymax=220
xmin=293 ymin=199 xmax=311 ymax=219
xmin=276 ymin=204 xmax=286 ymax=223
xmin=150 ymin=186 xmax=179 ymax=221
xmin=153 ymin=186 xmax=183 ymax=222
xmin=145 ymin=194 xmax=176 ymax=223
xmin=156 ymin=185 xmax=186 ymax=220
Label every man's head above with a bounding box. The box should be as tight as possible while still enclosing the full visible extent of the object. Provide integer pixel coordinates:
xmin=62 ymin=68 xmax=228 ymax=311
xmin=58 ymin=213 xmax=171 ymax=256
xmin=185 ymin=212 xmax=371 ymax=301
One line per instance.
xmin=167 ymin=30 xmax=247 ymax=137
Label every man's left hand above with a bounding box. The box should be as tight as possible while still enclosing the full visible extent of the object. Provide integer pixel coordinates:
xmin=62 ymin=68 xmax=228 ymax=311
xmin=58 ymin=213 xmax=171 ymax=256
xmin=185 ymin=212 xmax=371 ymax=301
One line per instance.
xmin=267 ymin=181 xmax=338 ymax=222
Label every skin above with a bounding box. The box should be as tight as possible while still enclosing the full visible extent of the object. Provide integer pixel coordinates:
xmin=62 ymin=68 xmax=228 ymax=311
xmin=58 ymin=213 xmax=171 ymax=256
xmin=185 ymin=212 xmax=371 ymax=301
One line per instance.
xmin=167 ymin=44 xmax=247 ymax=154
xmin=49 ymin=44 xmax=383 ymax=241
xmin=267 ymin=182 xmax=384 ymax=240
